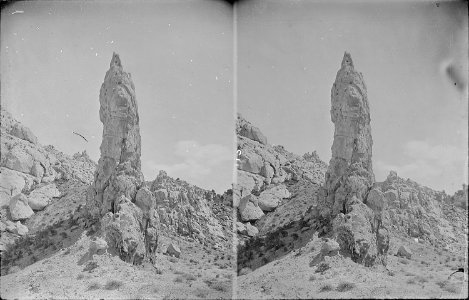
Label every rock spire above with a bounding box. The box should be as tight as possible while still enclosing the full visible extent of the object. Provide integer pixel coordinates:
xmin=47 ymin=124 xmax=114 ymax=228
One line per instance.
xmin=324 ymin=51 xmax=374 ymax=216
xmin=321 ymin=52 xmax=389 ymax=266
xmin=86 ymin=53 xmax=159 ymax=265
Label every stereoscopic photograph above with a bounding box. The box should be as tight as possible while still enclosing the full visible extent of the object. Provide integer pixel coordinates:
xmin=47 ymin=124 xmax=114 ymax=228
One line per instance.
xmin=1 ymin=0 xmax=468 ymax=299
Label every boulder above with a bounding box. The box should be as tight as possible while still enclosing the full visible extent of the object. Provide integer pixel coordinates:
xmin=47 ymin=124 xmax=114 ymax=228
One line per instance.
xmin=10 ymin=122 xmax=38 ymax=144
xmin=237 ymin=114 xmax=268 ymax=145
xmin=238 ymin=151 xmax=263 ymax=174
xmin=0 ymin=167 xmax=27 ymax=207
xmin=236 ymin=221 xmax=247 ymax=234
xmin=257 ymin=184 xmax=290 ymax=212
xmin=165 ymin=243 xmax=181 ymax=258
xmin=397 ymin=245 xmax=412 ymax=259
xmin=27 ymin=183 xmax=60 ymax=210
xmin=14 ymin=222 xmax=28 ymax=236
xmin=238 ymin=194 xmax=264 ymax=222
xmin=245 ymin=222 xmax=259 ymax=237
xmin=9 ymin=193 xmax=34 ymax=221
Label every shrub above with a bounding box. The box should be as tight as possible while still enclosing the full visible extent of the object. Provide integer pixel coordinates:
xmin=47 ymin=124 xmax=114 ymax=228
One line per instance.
xmin=174 ymin=276 xmax=184 ymax=283
xmin=319 ymin=284 xmax=334 ymax=292
xmin=315 ymin=262 xmax=330 ymax=274
xmin=83 ymin=261 xmax=98 ymax=272
xmin=182 ymin=273 xmax=197 ymax=282
xmin=77 ymin=274 xmax=85 ymax=280
xmin=195 ymin=289 xmax=209 ymax=298
xmin=407 ymin=278 xmax=416 ymax=284
xmin=399 ymin=258 xmax=409 ymax=265
xmin=416 ymin=276 xmax=428 ymax=284
xmin=336 ymin=282 xmax=356 ymax=292
xmin=309 ymin=275 xmax=317 ymax=281
xmin=88 ymin=282 xmax=101 ymax=291
xmin=104 ymin=280 xmax=124 ymax=290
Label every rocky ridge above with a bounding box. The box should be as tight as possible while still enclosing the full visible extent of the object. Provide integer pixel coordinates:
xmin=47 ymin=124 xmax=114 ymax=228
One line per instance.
xmin=0 ymin=108 xmax=96 ymax=253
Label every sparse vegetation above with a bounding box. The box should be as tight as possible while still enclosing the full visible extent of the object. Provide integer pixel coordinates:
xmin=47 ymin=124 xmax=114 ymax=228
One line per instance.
xmin=83 ymin=261 xmax=98 ymax=272
xmin=319 ymin=283 xmax=334 ymax=292
xmin=104 ymin=280 xmax=124 ymax=290
xmin=436 ymin=280 xmax=460 ymax=293
xmin=315 ymin=262 xmax=330 ymax=274
xmin=399 ymin=258 xmax=410 ymax=265
xmin=336 ymin=281 xmax=356 ymax=292
xmin=88 ymin=282 xmax=101 ymax=291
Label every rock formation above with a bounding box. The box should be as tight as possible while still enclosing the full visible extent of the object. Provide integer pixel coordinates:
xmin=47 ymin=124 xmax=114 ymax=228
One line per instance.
xmin=323 ymin=52 xmax=374 ymax=217
xmin=150 ymin=170 xmax=231 ymax=248
xmin=86 ymin=53 xmax=159 ymax=265
xmin=322 ymin=52 xmax=389 ymax=266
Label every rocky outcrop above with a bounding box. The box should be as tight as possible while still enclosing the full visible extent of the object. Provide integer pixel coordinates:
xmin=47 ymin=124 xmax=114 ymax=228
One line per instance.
xmin=376 ymin=171 xmax=467 ymax=250
xmin=235 ymin=114 xmax=327 ymax=247
xmin=86 ymin=53 xmax=159 ymax=265
xmin=149 ymin=171 xmax=230 ymax=248
xmin=237 ymin=114 xmax=268 ymax=145
xmin=321 ymin=52 xmax=389 ymax=266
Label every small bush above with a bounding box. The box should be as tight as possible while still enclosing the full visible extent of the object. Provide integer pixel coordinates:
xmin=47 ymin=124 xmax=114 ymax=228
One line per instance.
xmin=336 ymin=282 xmax=356 ymax=292
xmin=416 ymin=276 xmax=428 ymax=284
xmin=436 ymin=280 xmax=459 ymax=293
xmin=195 ymin=289 xmax=209 ymax=298
xmin=315 ymin=262 xmax=330 ymax=274
xmin=407 ymin=278 xmax=416 ymax=284
xmin=399 ymin=258 xmax=409 ymax=265
xmin=174 ymin=276 xmax=184 ymax=283
xmin=309 ymin=275 xmax=317 ymax=281
xmin=319 ymin=284 xmax=334 ymax=292
xmin=88 ymin=282 xmax=101 ymax=291
xmin=77 ymin=274 xmax=85 ymax=280
xmin=104 ymin=280 xmax=124 ymax=290
xmin=182 ymin=273 xmax=197 ymax=281
xmin=83 ymin=261 xmax=98 ymax=272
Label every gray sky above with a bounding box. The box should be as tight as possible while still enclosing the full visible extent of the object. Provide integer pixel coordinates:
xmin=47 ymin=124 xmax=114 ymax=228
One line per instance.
xmin=1 ymin=0 xmax=234 ymax=193
xmin=237 ymin=0 xmax=468 ymax=194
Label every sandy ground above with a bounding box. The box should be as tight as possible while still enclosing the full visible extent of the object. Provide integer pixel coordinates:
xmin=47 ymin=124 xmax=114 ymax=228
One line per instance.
xmin=1 ymin=231 xmax=235 ymax=299
xmin=237 ymin=235 xmax=468 ymax=299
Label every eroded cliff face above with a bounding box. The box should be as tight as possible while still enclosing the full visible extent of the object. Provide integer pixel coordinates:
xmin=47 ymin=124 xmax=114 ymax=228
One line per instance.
xmin=86 ymin=53 xmax=158 ymax=265
xmin=320 ymin=52 xmax=389 ymax=266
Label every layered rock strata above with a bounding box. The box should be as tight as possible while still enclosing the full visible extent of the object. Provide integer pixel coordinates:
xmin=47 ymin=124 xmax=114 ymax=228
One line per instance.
xmin=86 ymin=53 xmax=159 ymax=265
xmin=322 ymin=52 xmax=389 ymax=266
